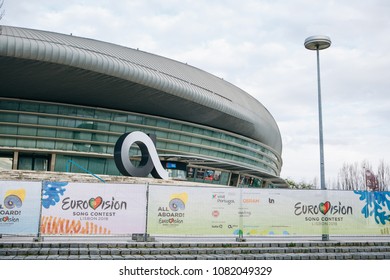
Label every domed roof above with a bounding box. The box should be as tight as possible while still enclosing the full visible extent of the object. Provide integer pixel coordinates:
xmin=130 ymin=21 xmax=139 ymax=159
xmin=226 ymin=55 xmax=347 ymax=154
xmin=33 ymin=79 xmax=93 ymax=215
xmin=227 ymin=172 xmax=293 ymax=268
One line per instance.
xmin=0 ymin=25 xmax=282 ymax=155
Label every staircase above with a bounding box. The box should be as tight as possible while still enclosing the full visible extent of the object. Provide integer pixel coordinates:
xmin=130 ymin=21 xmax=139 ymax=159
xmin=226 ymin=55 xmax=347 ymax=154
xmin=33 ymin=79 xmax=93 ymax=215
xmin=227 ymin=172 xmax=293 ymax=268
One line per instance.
xmin=1 ymin=239 xmax=390 ymax=260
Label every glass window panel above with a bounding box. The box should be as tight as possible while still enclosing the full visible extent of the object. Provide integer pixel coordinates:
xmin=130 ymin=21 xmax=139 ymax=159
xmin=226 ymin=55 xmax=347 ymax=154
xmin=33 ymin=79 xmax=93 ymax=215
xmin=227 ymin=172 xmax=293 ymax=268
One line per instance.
xmin=57 ymin=118 xmax=76 ymax=128
xmin=96 ymin=122 xmax=110 ymax=131
xmin=56 ymin=130 xmax=73 ymax=139
xmin=96 ymin=110 xmax=111 ymax=120
xmin=189 ymin=147 xmax=200 ymax=154
xmin=88 ymin=158 xmax=106 ymax=174
xmin=168 ymin=133 xmax=180 ymax=140
xmin=38 ymin=116 xmax=57 ymax=126
xmin=169 ymin=123 xmax=181 ymax=130
xmin=146 ymin=118 xmax=157 ymax=126
xmin=105 ymin=158 xmax=120 ymax=175
xmin=109 ymin=124 xmax=126 ymax=133
xmin=91 ymin=144 xmax=106 ymax=153
xmin=157 ymin=119 xmax=169 ymax=128
xmin=39 ymin=104 xmax=58 ymax=114
xmin=73 ymin=131 xmax=92 ymax=141
xmin=0 ymin=156 xmax=13 ymax=170
xmin=167 ymin=143 xmax=178 ymax=150
xmin=156 ymin=131 xmax=168 ymax=139
xmin=0 ymin=113 xmax=19 ymax=122
xmin=77 ymin=108 xmax=94 ymax=118
xmin=58 ymin=106 xmax=77 ymax=116
xmin=19 ymin=126 xmax=37 ymax=136
xmin=37 ymin=128 xmax=56 ymax=138
xmin=112 ymin=113 xmax=127 ymax=122
xmin=33 ymin=157 xmax=48 ymax=171
xmin=106 ymin=146 xmax=114 ymax=154
xmin=20 ymin=102 xmax=39 ymax=112
xmin=36 ymin=140 xmax=55 ymax=149
xmin=0 ymin=125 xmax=17 ymax=134
xmin=55 ymin=141 xmax=73 ymax=151
xmin=73 ymin=143 xmax=92 ymax=152
xmin=0 ymin=101 xmax=19 ymax=110
xmin=192 ymin=137 xmax=201 ymax=144
xmin=66 ymin=157 xmax=89 ymax=173
xmin=180 ymin=135 xmax=191 ymax=142
xmin=18 ymin=157 xmax=33 ymax=170
xmin=178 ymin=145 xmax=190 ymax=152
xmin=0 ymin=138 xmax=16 ymax=146
xmin=108 ymin=135 xmax=120 ymax=144
xmin=127 ymin=115 xmax=142 ymax=124
xmin=17 ymin=139 xmax=36 ymax=148
xmin=156 ymin=141 xmax=166 ymax=149
xmin=19 ymin=114 xmax=38 ymax=124
xmin=93 ymin=133 xmax=108 ymax=142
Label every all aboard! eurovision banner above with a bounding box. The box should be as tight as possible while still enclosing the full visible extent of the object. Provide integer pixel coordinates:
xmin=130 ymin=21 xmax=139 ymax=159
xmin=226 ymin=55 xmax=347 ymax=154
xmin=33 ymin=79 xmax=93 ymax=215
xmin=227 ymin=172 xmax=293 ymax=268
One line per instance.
xmin=40 ymin=182 xmax=147 ymax=235
xmin=147 ymin=185 xmax=390 ymax=236
xmin=0 ymin=181 xmax=41 ymax=235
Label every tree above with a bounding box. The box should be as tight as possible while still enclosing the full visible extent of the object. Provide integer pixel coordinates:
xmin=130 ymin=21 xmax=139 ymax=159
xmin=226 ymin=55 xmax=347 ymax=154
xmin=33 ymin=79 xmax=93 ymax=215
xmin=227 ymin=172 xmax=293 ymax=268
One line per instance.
xmin=285 ymin=178 xmax=315 ymax=189
xmin=377 ymin=159 xmax=390 ymax=191
xmin=336 ymin=160 xmax=389 ymax=191
xmin=0 ymin=0 xmax=5 ymax=21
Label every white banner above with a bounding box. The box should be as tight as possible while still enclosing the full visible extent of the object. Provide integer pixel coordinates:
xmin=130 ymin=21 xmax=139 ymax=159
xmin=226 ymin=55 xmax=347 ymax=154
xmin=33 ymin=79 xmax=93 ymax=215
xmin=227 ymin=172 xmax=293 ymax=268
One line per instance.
xmin=0 ymin=181 xmax=42 ymax=235
xmin=40 ymin=181 xmax=147 ymax=235
xmin=147 ymin=186 xmax=390 ymax=236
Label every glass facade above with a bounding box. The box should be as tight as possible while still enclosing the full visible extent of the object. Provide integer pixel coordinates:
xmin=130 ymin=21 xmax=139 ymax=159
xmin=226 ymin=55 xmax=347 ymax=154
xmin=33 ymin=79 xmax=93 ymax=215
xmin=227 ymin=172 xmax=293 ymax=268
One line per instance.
xmin=0 ymin=98 xmax=282 ymax=186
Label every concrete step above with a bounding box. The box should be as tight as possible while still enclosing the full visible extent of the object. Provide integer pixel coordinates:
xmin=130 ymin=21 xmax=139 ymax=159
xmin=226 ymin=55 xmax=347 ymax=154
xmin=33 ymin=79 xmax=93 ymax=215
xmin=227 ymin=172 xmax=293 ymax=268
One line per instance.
xmin=1 ymin=241 xmax=390 ymax=260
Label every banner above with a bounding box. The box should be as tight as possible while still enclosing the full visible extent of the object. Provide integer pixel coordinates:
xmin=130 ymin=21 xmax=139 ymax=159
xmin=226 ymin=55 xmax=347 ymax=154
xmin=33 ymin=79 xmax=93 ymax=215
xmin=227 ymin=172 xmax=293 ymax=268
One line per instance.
xmin=147 ymin=186 xmax=390 ymax=236
xmin=240 ymin=189 xmax=390 ymax=236
xmin=40 ymin=182 xmax=147 ymax=235
xmin=147 ymin=185 xmax=241 ymax=236
xmin=0 ymin=181 xmax=41 ymax=235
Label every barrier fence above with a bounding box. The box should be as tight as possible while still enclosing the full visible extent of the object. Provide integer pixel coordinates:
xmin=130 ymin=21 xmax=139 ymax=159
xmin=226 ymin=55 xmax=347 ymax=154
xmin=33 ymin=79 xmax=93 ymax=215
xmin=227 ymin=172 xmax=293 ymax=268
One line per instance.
xmin=1 ymin=180 xmax=390 ymax=237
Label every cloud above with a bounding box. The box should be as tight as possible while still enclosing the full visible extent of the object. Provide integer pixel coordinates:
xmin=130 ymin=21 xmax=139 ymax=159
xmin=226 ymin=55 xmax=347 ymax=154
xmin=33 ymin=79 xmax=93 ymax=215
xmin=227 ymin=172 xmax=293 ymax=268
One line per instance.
xmin=2 ymin=0 xmax=390 ymax=186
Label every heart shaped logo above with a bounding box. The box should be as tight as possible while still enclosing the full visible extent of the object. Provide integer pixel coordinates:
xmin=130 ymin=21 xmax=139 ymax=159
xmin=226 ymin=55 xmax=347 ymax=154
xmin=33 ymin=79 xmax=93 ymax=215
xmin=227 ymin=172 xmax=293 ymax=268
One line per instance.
xmin=89 ymin=197 xmax=103 ymax=210
xmin=3 ymin=216 xmax=9 ymax=222
xmin=319 ymin=201 xmax=331 ymax=215
xmin=169 ymin=218 xmax=175 ymax=223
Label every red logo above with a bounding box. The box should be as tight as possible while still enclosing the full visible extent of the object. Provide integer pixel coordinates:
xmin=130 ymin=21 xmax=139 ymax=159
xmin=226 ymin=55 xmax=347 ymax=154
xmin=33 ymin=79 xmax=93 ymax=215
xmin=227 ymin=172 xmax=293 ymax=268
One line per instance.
xmin=212 ymin=210 xmax=220 ymax=217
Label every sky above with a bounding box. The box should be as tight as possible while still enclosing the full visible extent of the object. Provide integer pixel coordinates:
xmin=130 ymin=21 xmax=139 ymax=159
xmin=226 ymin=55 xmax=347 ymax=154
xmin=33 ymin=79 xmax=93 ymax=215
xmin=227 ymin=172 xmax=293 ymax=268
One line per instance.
xmin=1 ymin=0 xmax=389 ymax=187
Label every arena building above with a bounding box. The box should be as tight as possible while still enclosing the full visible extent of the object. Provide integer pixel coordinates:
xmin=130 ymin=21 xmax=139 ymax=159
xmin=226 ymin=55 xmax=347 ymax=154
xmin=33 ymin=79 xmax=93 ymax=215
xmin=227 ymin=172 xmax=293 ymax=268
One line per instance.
xmin=0 ymin=25 xmax=286 ymax=188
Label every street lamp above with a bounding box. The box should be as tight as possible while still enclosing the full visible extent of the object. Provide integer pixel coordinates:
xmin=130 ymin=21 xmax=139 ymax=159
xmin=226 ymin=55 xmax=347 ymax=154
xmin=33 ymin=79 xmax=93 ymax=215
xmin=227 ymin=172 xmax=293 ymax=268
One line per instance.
xmin=304 ymin=35 xmax=331 ymax=242
xmin=304 ymin=35 xmax=331 ymax=191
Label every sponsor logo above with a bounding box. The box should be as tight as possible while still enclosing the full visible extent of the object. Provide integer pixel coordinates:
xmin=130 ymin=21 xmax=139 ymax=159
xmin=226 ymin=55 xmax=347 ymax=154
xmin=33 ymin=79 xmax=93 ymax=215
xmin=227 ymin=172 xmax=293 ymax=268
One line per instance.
xmin=212 ymin=193 xmax=235 ymax=205
xmin=242 ymin=198 xmax=260 ymax=204
xmin=212 ymin=224 xmax=223 ymax=229
xmin=212 ymin=210 xmax=220 ymax=217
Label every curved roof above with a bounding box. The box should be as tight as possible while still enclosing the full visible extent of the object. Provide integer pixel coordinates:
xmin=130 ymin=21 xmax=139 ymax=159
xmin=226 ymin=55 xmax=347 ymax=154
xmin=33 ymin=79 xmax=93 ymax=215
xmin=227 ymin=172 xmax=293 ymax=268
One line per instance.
xmin=0 ymin=25 xmax=282 ymax=155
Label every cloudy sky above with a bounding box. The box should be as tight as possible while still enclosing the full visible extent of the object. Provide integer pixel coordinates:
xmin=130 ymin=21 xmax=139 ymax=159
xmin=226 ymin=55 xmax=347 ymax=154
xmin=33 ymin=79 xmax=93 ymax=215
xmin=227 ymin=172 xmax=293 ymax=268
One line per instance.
xmin=2 ymin=0 xmax=389 ymax=186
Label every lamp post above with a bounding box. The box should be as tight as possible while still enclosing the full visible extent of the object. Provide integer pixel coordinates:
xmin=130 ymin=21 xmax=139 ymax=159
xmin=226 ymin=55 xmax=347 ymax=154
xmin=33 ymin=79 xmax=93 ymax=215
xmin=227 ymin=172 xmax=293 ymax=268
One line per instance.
xmin=304 ymin=35 xmax=331 ymax=241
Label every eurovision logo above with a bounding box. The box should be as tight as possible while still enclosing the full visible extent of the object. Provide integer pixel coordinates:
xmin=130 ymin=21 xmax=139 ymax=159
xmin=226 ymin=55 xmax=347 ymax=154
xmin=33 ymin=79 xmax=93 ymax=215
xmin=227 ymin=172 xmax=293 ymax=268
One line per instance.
xmin=294 ymin=201 xmax=353 ymax=224
xmin=294 ymin=201 xmax=353 ymax=216
xmin=0 ymin=189 xmax=26 ymax=223
xmin=61 ymin=196 xmax=127 ymax=211
xmin=158 ymin=193 xmax=188 ymax=225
